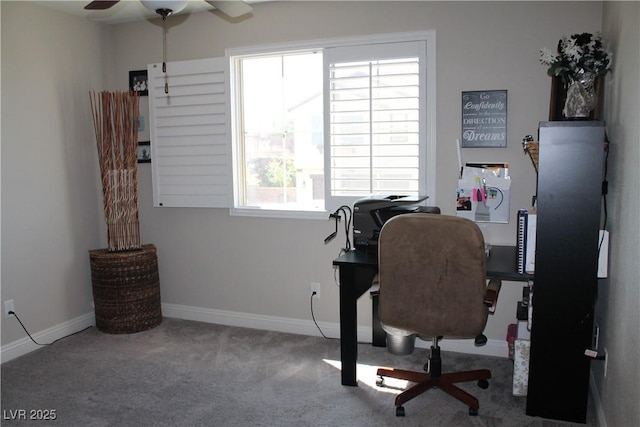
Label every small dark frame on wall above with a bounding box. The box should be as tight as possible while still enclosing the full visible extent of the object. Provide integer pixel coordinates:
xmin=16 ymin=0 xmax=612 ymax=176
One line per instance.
xmin=137 ymin=141 xmax=151 ymax=163
xmin=129 ymin=70 xmax=148 ymax=96
xmin=461 ymin=90 xmax=508 ymax=148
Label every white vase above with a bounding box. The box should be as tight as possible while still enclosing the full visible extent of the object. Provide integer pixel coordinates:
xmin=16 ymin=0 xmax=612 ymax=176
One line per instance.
xmin=563 ymin=72 xmax=597 ymax=118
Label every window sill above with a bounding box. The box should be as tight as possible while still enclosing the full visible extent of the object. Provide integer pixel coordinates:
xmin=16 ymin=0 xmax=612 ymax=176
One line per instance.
xmin=230 ymin=207 xmax=329 ymax=220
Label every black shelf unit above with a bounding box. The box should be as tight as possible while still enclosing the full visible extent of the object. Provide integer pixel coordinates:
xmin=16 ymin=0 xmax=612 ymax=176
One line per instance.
xmin=526 ymin=121 xmax=605 ymax=423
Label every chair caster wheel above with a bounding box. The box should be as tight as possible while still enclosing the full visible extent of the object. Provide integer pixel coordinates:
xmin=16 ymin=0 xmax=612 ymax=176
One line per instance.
xmin=478 ymin=379 xmax=489 ymax=389
xmin=396 ymin=406 xmax=405 ymax=417
xmin=376 ymin=377 xmax=384 ymax=387
xmin=469 ymin=407 xmax=478 ymax=416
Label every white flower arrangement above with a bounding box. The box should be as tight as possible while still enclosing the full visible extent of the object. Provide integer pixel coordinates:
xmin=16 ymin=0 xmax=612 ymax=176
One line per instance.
xmin=540 ymin=33 xmax=612 ymax=83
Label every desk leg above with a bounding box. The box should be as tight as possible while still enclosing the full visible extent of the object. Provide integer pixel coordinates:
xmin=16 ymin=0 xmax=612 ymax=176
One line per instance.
xmin=339 ymin=266 xmax=359 ymax=386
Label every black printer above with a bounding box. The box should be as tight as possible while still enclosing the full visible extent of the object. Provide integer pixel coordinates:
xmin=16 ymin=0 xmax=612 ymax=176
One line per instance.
xmin=352 ymin=195 xmax=440 ymax=253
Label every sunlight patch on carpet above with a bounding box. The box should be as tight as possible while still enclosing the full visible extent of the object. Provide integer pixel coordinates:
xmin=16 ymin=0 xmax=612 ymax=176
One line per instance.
xmin=322 ymin=359 xmax=408 ymax=394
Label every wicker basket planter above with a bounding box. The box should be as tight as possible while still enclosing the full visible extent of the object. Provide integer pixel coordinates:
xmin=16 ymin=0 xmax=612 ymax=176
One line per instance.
xmin=89 ymin=244 xmax=162 ymax=334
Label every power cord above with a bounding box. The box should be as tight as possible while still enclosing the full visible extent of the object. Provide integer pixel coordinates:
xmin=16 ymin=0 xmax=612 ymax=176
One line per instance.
xmin=7 ymin=311 xmax=93 ymax=346
xmin=324 ymin=205 xmax=353 ymax=252
xmin=325 ymin=205 xmax=354 ymax=288
xmin=309 ymin=292 xmax=372 ymax=346
xmin=310 ymin=292 xmax=335 ymax=340
xmin=486 ymin=186 xmax=504 ymax=210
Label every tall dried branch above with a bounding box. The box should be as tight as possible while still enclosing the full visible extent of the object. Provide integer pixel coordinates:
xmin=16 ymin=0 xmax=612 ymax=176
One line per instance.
xmin=89 ymin=91 xmax=141 ymax=251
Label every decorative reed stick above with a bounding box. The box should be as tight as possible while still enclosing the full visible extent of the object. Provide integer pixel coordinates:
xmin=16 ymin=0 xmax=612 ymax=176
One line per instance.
xmin=90 ymin=91 xmax=141 ymax=252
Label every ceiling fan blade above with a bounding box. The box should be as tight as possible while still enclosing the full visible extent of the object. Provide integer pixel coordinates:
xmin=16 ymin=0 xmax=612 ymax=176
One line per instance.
xmin=205 ymin=1 xmax=253 ymax=18
xmin=84 ymin=0 xmax=120 ymax=10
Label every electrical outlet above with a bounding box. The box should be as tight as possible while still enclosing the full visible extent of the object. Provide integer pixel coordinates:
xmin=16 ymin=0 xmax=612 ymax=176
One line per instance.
xmin=310 ymin=282 xmax=321 ymax=298
xmin=4 ymin=299 xmax=15 ymax=318
xmin=604 ymin=348 xmax=608 ymax=377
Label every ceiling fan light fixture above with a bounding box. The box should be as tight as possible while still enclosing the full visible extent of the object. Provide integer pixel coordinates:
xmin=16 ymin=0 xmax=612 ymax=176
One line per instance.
xmin=141 ymin=0 xmax=188 ymax=15
xmin=141 ymin=0 xmax=188 ymax=94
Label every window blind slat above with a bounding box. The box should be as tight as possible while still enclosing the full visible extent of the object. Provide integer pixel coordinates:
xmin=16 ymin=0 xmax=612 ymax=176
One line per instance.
xmin=148 ymin=57 xmax=231 ymax=208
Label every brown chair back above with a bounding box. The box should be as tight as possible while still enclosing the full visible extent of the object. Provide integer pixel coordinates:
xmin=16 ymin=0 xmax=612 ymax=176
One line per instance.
xmin=378 ymin=213 xmax=489 ymax=339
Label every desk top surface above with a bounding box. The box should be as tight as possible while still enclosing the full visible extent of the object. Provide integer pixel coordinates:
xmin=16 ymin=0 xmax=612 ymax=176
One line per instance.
xmin=333 ymin=245 xmax=532 ymax=282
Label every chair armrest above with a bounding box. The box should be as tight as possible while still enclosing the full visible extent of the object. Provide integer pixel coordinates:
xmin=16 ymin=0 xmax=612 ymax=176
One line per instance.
xmin=484 ymin=278 xmax=502 ymax=314
xmin=370 ymin=273 xmax=380 ymax=296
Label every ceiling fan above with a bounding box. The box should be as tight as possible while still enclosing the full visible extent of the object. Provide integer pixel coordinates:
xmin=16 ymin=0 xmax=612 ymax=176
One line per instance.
xmin=85 ymin=1 xmax=253 ymax=93
xmin=84 ymin=1 xmax=253 ymax=19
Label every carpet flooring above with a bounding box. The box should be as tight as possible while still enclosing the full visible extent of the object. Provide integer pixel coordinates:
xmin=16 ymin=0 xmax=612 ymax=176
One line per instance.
xmin=1 ymin=318 xmax=595 ymax=426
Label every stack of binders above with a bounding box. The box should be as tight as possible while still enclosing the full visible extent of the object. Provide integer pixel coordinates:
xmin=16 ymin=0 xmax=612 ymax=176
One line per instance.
xmin=516 ymin=209 xmax=537 ymax=274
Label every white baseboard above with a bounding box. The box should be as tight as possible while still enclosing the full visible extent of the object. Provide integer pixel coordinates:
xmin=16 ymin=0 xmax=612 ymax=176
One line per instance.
xmin=161 ymin=303 xmax=346 ymax=339
xmin=1 ymin=305 xmax=508 ymax=364
xmin=162 ymin=303 xmax=508 ymax=358
xmin=1 ymin=312 xmax=95 ymax=364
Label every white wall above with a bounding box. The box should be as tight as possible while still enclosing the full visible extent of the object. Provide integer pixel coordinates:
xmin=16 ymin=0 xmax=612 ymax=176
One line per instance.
xmin=110 ymin=1 xmax=601 ymax=342
xmin=1 ymin=2 xmax=108 ymax=345
xmin=2 ymin=1 xmax=606 ymax=350
xmin=2 ymin=1 xmax=606 ymax=354
xmin=597 ymin=3 xmax=640 ymax=427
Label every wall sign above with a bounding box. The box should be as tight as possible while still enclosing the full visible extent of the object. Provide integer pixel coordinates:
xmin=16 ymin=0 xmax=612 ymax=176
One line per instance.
xmin=461 ymin=90 xmax=507 ymax=148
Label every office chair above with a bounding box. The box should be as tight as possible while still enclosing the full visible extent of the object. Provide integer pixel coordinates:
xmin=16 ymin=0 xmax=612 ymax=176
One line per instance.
xmin=375 ymin=213 xmax=501 ymax=417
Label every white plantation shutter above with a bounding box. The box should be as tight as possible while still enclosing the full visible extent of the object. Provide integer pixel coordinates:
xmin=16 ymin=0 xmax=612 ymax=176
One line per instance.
xmin=324 ymin=40 xmax=434 ymax=212
xmin=147 ymin=57 xmax=231 ymax=208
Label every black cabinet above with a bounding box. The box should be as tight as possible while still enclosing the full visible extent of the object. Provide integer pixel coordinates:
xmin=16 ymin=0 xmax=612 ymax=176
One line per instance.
xmin=526 ymin=121 xmax=605 ymax=423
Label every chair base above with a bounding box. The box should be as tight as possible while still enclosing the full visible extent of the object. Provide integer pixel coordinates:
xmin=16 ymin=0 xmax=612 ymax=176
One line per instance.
xmin=376 ymin=367 xmax=491 ymax=414
xmin=376 ymin=338 xmax=492 ymax=416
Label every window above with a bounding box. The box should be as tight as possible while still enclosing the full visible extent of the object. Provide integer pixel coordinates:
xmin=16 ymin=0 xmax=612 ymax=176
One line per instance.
xmin=231 ymin=51 xmax=325 ymax=213
xmin=148 ymin=33 xmax=434 ymax=214
xmin=324 ymin=40 xmax=432 ymax=212
xmin=133 ymin=32 xmax=431 ymax=216
xmin=229 ymin=34 xmax=435 ymax=218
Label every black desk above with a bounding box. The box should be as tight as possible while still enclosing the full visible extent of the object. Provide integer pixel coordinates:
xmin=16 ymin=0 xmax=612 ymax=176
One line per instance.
xmin=333 ymin=245 xmax=533 ymax=386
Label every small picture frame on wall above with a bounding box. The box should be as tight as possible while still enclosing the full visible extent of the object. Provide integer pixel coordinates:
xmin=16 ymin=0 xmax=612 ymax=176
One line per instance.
xmin=137 ymin=141 xmax=151 ymax=163
xmin=129 ymin=70 xmax=148 ymax=96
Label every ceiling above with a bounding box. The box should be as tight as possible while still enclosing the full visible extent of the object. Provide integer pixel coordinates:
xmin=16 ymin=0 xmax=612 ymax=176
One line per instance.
xmin=32 ymin=0 xmax=261 ymax=25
